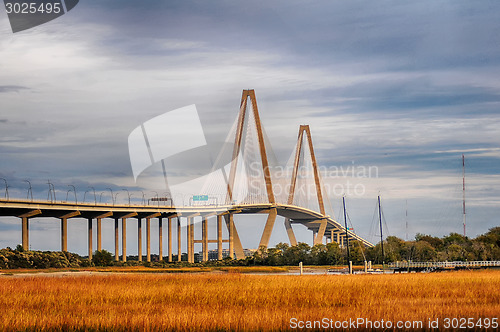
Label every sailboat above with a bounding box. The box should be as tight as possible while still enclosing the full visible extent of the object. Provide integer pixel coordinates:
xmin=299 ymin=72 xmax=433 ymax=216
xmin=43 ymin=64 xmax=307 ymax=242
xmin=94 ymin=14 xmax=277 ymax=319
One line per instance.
xmin=378 ymin=195 xmax=385 ymax=271
xmin=343 ymin=196 xmax=352 ymax=274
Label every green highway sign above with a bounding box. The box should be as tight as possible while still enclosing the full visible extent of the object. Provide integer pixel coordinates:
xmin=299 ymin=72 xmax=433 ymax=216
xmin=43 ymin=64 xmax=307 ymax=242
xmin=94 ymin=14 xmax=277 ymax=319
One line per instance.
xmin=193 ymin=195 xmax=209 ymax=201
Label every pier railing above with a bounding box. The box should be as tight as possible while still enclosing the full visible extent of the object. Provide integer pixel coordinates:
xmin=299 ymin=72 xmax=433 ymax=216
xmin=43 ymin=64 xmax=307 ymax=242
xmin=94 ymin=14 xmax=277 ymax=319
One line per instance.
xmin=389 ymin=261 xmax=500 ymax=269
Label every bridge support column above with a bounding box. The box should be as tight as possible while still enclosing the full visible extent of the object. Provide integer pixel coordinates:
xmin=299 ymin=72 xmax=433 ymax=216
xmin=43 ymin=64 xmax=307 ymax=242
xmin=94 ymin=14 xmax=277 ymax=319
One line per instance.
xmin=187 ymin=217 xmax=192 ymax=263
xmin=61 ymin=218 xmax=68 ymax=252
xmin=122 ymin=218 xmax=127 ymax=262
xmin=334 ymin=231 xmax=340 ymax=245
xmin=202 ymin=216 xmax=208 ymax=261
xmin=114 ymin=219 xmax=119 ymax=261
xmin=224 ymin=213 xmax=245 ymax=259
xmin=146 ymin=218 xmax=151 ymax=262
xmin=88 ymin=218 xmax=93 ymax=260
xmin=159 ymin=217 xmax=163 ymax=261
xmin=19 ymin=210 xmax=41 ymax=251
xmin=313 ymin=220 xmax=327 ymax=246
xmin=22 ymin=217 xmax=29 ymax=251
xmin=186 ymin=217 xmax=190 ymax=262
xmin=217 ymin=214 xmax=223 ymax=260
xmin=228 ymin=214 xmax=234 ymax=259
xmin=258 ymin=208 xmax=277 ymax=251
xmin=284 ymin=218 xmax=297 ymax=246
xmin=177 ymin=217 xmax=181 ymax=262
xmin=190 ymin=217 xmax=195 ymax=263
xmin=59 ymin=212 xmax=80 ymax=252
xmin=97 ymin=218 xmax=102 ymax=251
xmin=137 ymin=218 xmax=142 ymax=262
xmin=167 ymin=217 xmax=172 ymax=262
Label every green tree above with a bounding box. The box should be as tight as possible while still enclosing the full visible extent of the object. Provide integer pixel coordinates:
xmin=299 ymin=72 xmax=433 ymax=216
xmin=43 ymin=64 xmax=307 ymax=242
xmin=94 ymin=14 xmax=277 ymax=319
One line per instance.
xmin=415 ymin=233 xmax=444 ymax=250
xmin=92 ymin=250 xmax=113 ymax=266
xmin=324 ymin=242 xmax=342 ymax=265
xmin=446 ymin=244 xmax=467 ymax=261
xmin=347 ymin=240 xmax=366 ymax=264
xmin=443 ymin=233 xmax=469 ymax=246
xmin=384 ymin=236 xmax=405 ymax=263
xmin=283 ymin=242 xmax=311 ymax=265
xmin=474 ymin=227 xmax=500 ymax=260
xmin=413 ymin=241 xmax=437 ymax=261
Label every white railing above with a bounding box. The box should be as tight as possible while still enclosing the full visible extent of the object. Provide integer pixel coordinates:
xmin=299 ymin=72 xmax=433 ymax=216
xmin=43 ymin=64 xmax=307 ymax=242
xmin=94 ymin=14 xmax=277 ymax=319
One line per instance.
xmin=390 ymin=261 xmax=500 ymax=269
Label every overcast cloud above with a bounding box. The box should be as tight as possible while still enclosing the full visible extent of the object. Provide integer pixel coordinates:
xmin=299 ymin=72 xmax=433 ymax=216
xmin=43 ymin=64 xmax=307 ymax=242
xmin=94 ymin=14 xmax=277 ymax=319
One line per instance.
xmin=0 ymin=1 xmax=499 ymax=254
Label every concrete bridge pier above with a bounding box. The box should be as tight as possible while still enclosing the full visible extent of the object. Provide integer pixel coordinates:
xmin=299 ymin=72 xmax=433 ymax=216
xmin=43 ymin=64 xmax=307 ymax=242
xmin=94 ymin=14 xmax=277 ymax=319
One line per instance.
xmin=217 ymin=214 xmax=223 ymax=260
xmin=186 ymin=217 xmax=191 ymax=262
xmin=188 ymin=217 xmax=194 ymax=263
xmin=146 ymin=218 xmax=151 ymax=262
xmin=97 ymin=218 xmax=102 ymax=251
xmin=137 ymin=218 xmax=142 ymax=262
xmin=334 ymin=230 xmax=338 ymax=244
xmin=18 ymin=210 xmax=41 ymax=251
xmin=88 ymin=218 xmax=93 ymax=260
xmin=328 ymin=230 xmax=336 ymax=245
xmin=223 ymin=213 xmax=245 ymax=260
xmin=61 ymin=218 xmax=67 ymax=252
xmin=202 ymin=216 xmax=208 ymax=261
xmin=167 ymin=217 xmax=172 ymax=262
xmin=60 ymin=212 xmax=79 ymax=252
xmin=122 ymin=218 xmax=127 ymax=262
xmin=92 ymin=212 xmax=111 ymax=254
xmin=284 ymin=218 xmax=297 ymax=246
xmin=258 ymin=208 xmax=277 ymax=251
xmin=142 ymin=213 xmax=159 ymax=262
xmin=22 ymin=217 xmax=29 ymax=250
xmin=119 ymin=213 xmax=137 ymax=262
xmin=313 ymin=220 xmax=327 ymax=246
xmin=114 ymin=219 xmax=119 ymax=261
xmin=159 ymin=217 xmax=163 ymax=261
xmin=228 ymin=213 xmax=234 ymax=259
xmin=177 ymin=217 xmax=181 ymax=262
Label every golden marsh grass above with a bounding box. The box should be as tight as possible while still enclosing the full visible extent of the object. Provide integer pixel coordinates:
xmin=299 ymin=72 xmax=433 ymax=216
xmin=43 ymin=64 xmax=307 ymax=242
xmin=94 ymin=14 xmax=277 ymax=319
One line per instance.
xmin=0 ymin=270 xmax=499 ymax=331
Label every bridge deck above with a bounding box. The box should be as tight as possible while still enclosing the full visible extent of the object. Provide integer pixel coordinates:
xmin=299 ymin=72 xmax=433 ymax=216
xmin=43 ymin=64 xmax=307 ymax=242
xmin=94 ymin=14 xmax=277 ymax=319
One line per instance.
xmin=0 ymin=198 xmax=373 ymax=248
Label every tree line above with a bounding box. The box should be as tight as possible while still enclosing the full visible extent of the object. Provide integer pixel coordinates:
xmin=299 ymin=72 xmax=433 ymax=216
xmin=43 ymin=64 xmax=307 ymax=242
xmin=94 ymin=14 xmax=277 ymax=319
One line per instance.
xmin=250 ymin=227 xmax=500 ymax=266
xmin=0 ymin=227 xmax=498 ymax=269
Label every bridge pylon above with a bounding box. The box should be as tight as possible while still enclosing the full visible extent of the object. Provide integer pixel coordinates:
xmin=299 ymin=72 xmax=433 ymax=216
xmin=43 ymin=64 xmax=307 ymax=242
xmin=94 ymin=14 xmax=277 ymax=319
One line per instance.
xmin=226 ymin=90 xmax=277 ymax=253
xmin=286 ymin=125 xmax=329 ymax=246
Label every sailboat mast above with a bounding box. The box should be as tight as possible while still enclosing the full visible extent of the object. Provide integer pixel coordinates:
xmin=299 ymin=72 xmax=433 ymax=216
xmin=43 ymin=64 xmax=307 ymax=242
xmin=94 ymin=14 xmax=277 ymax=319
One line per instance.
xmin=378 ymin=195 xmax=384 ymax=265
xmin=462 ymin=154 xmax=466 ymax=237
xmin=343 ymin=196 xmax=350 ymax=263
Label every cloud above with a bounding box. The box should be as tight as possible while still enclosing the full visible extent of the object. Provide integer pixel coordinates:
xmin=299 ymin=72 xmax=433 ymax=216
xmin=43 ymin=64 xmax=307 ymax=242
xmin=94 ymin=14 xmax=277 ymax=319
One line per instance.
xmin=0 ymin=85 xmax=29 ymax=93
xmin=0 ymin=1 xmax=499 ymax=251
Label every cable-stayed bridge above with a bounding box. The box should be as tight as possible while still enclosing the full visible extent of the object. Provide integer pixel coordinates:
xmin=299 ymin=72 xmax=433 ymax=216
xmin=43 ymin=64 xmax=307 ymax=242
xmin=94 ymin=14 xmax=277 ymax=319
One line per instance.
xmin=0 ymin=90 xmax=373 ymax=262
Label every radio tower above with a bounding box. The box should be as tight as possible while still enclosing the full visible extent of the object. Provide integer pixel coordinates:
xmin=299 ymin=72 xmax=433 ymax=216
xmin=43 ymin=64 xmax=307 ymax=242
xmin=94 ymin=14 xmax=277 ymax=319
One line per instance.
xmin=462 ymin=154 xmax=466 ymax=237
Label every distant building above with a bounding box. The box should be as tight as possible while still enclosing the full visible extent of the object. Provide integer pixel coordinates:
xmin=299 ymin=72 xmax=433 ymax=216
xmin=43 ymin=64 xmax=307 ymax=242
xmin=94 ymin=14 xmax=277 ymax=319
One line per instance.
xmin=204 ymin=249 xmax=257 ymax=261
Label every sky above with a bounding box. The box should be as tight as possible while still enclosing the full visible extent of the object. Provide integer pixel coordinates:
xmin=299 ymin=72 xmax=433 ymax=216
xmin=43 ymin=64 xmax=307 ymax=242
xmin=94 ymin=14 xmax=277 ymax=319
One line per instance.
xmin=0 ymin=1 xmax=499 ymax=255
